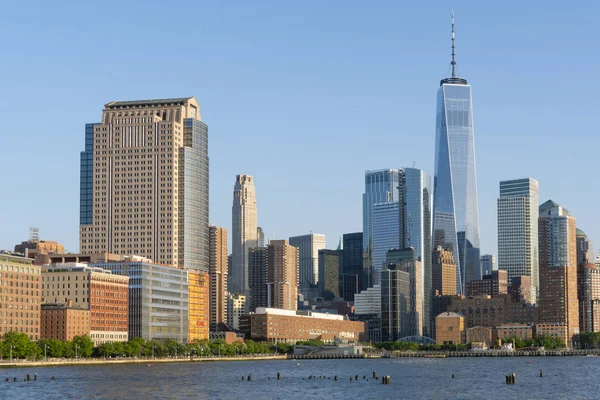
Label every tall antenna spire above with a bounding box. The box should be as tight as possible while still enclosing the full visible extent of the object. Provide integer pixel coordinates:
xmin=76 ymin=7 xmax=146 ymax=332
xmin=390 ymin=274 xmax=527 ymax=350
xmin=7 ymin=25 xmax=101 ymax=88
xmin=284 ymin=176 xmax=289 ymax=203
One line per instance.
xmin=451 ymin=11 xmax=456 ymax=78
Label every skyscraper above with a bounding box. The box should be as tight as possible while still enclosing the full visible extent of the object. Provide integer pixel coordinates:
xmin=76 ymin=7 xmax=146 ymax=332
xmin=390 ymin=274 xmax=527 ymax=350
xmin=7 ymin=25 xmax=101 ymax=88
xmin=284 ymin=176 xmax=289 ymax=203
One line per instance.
xmin=386 ymin=248 xmax=423 ymax=337
xmin=248 ymin=247 xmax=268 ymax=312
xmin=231 ymin=174 xmax=258 ymax=294
xmin=209 ymin=226 xmax=228 ymax=330
xmin=289 ymin=233 xmax=326 ymax=301
xmin=79 ymin=97 xmax=209 ymax=270
xmin=257 ymin=227 xmax=265 ymax=248
xmin=432 ymin=14 xmax=480 ymax=294
xmin=576 ymin=229 xmax=599 ymax=333
xmin=497 ymin=178 xmax=539 ymax=302
xmin=432 ymin=247 xmax=457 ymax=296
xmin=538 ymin=200 xmax=579 ymax=345
xmin=399 ymin=168 xmax=432 ymax=337
xmin=363 ymin=169 xmax=401 ymax=281
xmin=340 ymin=232 xmax=365 ymax=301
xmin=372 ymin=202 xmax=399 ymax=285
xmin=266 ymin=240 xmax=299 ymax=310
xmin=480 ymin=254 xmax=496 ymax=276
xmin=317 ymin=249 xmax=340 ymax=300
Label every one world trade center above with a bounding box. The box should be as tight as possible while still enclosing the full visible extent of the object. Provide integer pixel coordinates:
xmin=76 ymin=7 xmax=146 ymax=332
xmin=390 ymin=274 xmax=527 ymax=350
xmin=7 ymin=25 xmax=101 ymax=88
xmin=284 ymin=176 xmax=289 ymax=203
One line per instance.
xmin=432 ymin=13 xmax=480 ymax=294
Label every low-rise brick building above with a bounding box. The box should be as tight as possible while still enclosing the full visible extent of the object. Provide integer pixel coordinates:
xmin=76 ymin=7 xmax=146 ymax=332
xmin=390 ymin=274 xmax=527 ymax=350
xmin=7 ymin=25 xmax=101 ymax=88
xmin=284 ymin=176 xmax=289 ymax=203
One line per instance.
xmin=0 ymin=253 xmax=41 ymax=340
xmin=41 ymin=263 xmax=129 ymax=345
xmin=41 ymin=303 xmax=90 ymax=341
xmin=248 ymin=307 xmax=366 ymax=343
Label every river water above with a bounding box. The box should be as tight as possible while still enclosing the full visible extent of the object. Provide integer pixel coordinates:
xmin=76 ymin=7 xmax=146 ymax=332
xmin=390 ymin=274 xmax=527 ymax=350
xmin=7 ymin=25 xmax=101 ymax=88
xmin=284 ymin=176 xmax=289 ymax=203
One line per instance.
xmin=0 ymin=357 xmax=597 ymax=399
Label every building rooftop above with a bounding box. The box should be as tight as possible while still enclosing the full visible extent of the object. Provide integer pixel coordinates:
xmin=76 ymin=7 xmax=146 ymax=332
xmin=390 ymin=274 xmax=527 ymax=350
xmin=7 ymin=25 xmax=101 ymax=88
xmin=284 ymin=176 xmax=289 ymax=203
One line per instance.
xmin=105 ymin=97 xmax=194 ymax=109
xmin=576 ymin=228 xmax=587 ymax=238
xmin=437 ymin=311 xmax=464 ymax=318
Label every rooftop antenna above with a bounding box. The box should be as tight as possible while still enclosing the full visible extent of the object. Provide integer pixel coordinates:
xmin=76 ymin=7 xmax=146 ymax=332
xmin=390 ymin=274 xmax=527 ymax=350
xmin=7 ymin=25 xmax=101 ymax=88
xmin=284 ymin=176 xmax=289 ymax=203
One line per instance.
xmin=451 ymin=11 xmax=456 ymax=78
xmin=30 ymin=227 xmax=40 ymax=243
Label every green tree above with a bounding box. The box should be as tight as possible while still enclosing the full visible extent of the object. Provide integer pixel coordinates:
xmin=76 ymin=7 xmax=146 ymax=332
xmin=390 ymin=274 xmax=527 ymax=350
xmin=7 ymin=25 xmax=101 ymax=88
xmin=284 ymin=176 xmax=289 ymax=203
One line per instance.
xmin=3 ymin=331 xmax=32 ymax=359
xmin=72 ymin=335 xmax=94 ymax=358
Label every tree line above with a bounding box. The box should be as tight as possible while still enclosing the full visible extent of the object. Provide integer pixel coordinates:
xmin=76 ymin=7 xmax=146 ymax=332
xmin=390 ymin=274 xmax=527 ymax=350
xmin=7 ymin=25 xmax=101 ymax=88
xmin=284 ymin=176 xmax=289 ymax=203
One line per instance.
xmin=0 ymin=332 xmax=326 ymax=360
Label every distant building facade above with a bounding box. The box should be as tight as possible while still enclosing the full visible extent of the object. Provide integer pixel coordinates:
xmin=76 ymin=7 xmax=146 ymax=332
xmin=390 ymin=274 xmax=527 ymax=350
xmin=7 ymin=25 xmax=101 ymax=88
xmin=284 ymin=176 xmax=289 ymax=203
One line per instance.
xmin=266 ymin=240 xmax=298 ymax=310
xmin=340 ymin=232 xmax=365 ymax=301
xmin=42 ymin=263 xmax=129 ymax=345
xmin=480 ymin=254 xmax=496 ymax=276
xmin=381 ymin=258 xmax=412 ymax=341
xmin=0 ymin=253 xmax=41 ymax=340
xmin=576 ymin=229 xmax=599 ymax=333
xmin=537 ymin=200 xmax=579 ymax=345
xmin=228 ymin=293 xmax=246 ymax=331
xmin=209 ymin=226 xmax=228 ymax=330
xmin=289 ymin=233 xmax=326 ymax=302
xmin=92 ymin=260 xmax=189 ymax=343
xmin=248 ymin=247 xmax=268 ymax=312
xmin=466 ymin=270 xmax=508 ymax=298
xmin=497 ymin=178 xmax=539 ymax=303
xmin=317 ymin=249 xmax=339 ymax=300
xmin=41 ymin=304 xmax=90 ymax=342
xmin=432 ymin=247 xmax=457 ymax=296
xmin=248 ymin=307 xmax=366 ymax=343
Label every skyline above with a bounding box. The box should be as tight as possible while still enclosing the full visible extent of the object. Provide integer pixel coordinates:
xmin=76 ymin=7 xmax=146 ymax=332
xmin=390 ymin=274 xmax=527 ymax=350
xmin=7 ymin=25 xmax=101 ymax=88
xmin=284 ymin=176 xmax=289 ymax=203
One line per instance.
xmin=2 ymin=2 xmax=600 ymax=257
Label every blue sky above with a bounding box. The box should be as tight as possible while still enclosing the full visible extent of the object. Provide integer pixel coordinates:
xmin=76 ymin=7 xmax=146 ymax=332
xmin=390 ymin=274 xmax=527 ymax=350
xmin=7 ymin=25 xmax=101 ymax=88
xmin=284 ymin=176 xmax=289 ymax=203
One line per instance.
xmin=1 ymin=1 xmax=599 ymax=257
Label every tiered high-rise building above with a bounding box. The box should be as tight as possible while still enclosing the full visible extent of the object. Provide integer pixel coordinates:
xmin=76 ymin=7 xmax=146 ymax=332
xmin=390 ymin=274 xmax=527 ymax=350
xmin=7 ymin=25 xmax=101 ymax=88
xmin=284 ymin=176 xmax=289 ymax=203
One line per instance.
xmin=208 ymin=226 xmax=228 ymax=330
xmin=231 ymin=174 xmax=258 ymax=294
xmin=289 ymin=233 xmax=326 ymax=302
xmin=432 ymin=14 xmax=480 ymax=294
xmin=79 ymin=97 xmax=209 ymax=270
xmin=266 ymin=240 xmax=299 ymax=310
xmin=497 ymin=178 xmax=539 ymax=302
xmin=537 ymin=200 xmax=579 ymax=345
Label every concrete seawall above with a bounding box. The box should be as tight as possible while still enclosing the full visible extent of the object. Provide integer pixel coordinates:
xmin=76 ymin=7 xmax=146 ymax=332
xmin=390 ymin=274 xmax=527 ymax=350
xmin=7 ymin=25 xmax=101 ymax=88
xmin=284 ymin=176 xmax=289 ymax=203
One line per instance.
xmin=0 ymin=355 xmax=288 ymax=369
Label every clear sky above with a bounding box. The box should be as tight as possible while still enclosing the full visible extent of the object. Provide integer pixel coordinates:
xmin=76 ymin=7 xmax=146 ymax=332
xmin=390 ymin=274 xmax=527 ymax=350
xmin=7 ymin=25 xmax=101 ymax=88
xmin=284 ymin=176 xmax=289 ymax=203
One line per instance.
xmin=1 ymin=0 xmax=599 ymax=257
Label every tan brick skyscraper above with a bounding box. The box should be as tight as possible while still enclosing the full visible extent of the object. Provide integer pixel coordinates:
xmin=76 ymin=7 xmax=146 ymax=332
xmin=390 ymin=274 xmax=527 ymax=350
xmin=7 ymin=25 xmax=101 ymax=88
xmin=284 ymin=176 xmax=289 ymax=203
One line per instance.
xmin=432 ymin=246 xmax=457 ymax=296
xmin=231 ymin=174 xmax=257 ymax=293
xmin=79 ymin=98 xmax=209 ymax=270
xmin=538 ymin=200 xmax=579 ymax=345
xmin=209 ymin=225 xmax=228 ymax=329
xmin=267 ymin=240 xmax=299 ymax=310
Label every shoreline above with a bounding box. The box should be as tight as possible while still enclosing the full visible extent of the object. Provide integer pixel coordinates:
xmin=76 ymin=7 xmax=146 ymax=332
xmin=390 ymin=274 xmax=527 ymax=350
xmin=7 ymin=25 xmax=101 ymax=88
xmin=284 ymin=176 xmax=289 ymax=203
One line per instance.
xmin=0 ymin=355 xmax=288 ymax=369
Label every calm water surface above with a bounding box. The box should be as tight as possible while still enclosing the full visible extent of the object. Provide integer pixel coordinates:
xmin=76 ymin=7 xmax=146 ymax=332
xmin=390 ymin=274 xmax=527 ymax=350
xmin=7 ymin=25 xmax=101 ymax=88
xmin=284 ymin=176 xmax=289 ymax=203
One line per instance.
xmin=0 ymin=357 xmax=597 ymax=399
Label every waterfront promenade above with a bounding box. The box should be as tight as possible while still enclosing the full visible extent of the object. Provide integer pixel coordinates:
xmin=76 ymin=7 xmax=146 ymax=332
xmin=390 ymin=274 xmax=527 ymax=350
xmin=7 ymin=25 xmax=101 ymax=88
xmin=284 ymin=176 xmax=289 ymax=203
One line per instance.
xmin=0 ymin=354 xmax=287 ymax=368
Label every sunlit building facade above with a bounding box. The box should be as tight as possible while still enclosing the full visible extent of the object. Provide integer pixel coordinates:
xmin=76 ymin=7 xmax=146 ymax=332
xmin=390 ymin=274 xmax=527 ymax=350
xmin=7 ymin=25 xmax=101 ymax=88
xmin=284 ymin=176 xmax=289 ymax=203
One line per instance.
xmin=497 ymin=178 xmax=539 ymax=303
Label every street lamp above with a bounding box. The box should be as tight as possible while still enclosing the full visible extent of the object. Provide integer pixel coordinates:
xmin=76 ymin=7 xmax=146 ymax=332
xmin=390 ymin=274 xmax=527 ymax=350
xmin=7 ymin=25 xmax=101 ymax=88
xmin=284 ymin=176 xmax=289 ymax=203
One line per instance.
xmin=10 ymin=344 xmax=13 ymax=363
xmin=75 ymin=344 xmax=79 ymax=360
xmin=44 ymin=344 xmax=47 ymax=362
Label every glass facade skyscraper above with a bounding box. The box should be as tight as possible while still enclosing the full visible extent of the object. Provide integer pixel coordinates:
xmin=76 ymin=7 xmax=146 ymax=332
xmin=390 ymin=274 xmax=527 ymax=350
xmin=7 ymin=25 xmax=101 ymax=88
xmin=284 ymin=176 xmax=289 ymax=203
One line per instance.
xmin=372 ymin=202 xmax=400 ymax=286
xmin=432 ymin=16 xmax=480 ymax=294
xmin=400 ymin=168 xmax=432 ymax=336
xmin=363 ymin=169 xmax=401 ymax=283
xmin=497 ymin=178 xmax=539 ymax=302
